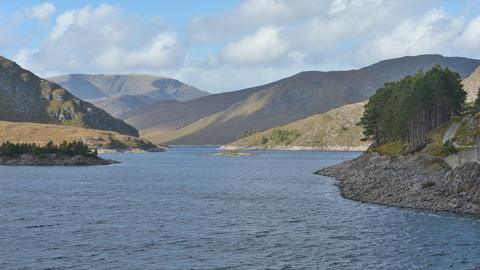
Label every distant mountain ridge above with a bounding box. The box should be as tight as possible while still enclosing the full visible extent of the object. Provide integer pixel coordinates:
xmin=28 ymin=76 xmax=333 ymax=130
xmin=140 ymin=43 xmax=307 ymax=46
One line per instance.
xmin=0 ymin=56 xmax=138 ymax=136
xmin=124 ymin=54 xmax=480 ymax=145
xmin=49 ymin=74 xmax=209 ymax=117
xmin=49 ymin=74 xmax=208 ymax=100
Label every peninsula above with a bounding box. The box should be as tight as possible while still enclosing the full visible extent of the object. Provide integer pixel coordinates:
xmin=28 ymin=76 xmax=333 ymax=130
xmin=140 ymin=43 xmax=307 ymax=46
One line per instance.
xmin=317 ymin=66 xmax=480 ymax=215
xmin=0 ymin=141 xmax=118 ymax=166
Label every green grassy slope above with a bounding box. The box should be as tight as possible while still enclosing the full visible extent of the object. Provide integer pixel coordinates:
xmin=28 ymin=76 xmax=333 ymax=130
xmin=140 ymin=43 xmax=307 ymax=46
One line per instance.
xmin=225 ymin=102 xmax=369 ymax=150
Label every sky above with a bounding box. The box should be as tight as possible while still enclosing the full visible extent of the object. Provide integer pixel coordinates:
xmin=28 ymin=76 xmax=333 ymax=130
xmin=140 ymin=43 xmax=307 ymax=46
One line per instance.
xmin=1 ymin=0 xmax=480 ymax=93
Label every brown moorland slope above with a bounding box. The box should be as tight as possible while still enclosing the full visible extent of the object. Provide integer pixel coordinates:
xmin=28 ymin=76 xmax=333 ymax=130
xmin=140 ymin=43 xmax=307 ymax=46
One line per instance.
xmin=0 ymin=120 xmax=157 ymax=151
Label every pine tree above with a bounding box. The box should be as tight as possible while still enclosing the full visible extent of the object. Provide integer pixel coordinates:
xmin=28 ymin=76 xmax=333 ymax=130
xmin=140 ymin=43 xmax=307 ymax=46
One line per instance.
xmin=359 ymin=66 xmax=466 ymax=146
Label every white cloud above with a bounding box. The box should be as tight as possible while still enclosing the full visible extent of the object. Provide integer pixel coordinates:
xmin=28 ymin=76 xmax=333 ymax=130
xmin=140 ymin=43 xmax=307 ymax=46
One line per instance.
xmin=16 ymin=2 xmax=55 ymax=24
xmin=16 ymin=4 xmax=184 ymax=76
xmin=221 ymin=27 xmax=287 ymax=66
xmin=187 ymin=0 xmax=330 ymax=44
xmin=458 ymin=14 xmax=480 ymax=53
xmin=8 ymin=1 xmax=480 ymax=92
xmin=94 ymin=32 xmax=182 ymax=70
xmin=354 ymin=8 xmax=472 ymax=64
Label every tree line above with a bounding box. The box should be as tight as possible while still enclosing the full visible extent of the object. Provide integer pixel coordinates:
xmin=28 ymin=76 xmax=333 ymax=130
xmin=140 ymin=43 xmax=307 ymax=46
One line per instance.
xmin=359 ymin=65 xmax=466 ymax=146
xmin=0 ymin=140 xmax=97 ymax=157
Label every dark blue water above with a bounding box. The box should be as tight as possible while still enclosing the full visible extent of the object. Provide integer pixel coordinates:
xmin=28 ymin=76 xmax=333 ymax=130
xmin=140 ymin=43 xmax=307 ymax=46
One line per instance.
xmin=1 ymin=148 xmax=480 ymax=270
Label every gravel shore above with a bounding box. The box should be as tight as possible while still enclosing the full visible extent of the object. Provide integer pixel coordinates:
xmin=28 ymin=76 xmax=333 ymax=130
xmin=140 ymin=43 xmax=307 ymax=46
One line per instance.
xmin=316 ymin=153 xmax=480 ymax=214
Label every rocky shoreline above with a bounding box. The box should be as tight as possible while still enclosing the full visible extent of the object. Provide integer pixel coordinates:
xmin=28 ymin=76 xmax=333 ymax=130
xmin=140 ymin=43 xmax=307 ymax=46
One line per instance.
xmin=0 ymin=153 xmax=119 ymax=166
xmin=316 ymin=153 xmax=480 ymax=215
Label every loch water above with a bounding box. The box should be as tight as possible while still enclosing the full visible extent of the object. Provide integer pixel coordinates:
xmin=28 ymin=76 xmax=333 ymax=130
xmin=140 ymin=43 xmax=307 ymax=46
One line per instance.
xmin=1 ymin=148 xmax=480 ymax=269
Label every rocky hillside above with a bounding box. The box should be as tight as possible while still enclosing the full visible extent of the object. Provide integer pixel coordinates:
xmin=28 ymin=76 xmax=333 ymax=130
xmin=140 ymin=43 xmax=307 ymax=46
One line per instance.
xmin=462 ymin=66 xmax=480 ymax=102
xmin=224 ymin=102 xmax=368 ymax=150
xmin=49 ymin=74 xmax=209 ymax=117
xmin=0 ymin=120 xmax=157 ymax=151
xmin=0 ymin=56 xmax=138 ymax=136
xmin=125 ymin=54 xmax=480 ymax=145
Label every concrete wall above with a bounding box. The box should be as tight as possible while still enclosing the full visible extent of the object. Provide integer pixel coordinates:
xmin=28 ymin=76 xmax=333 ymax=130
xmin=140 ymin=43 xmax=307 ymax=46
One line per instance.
xmin=444 ymin=147 xmax=480 ymax=169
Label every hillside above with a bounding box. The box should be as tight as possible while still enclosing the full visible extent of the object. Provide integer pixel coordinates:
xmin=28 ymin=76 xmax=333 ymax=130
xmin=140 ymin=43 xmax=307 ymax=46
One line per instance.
xmin=125 ymin=54 xmax=480 ymax=145
xmin=224 ymin=102 xmax=368 ymax=150
xmin=49 ymin=74 xmax=209 ymax=117
xmin=0 ymin=56 xmax=138 ymax=136
xmin=0 ymin=120 xmax=157 ymax=151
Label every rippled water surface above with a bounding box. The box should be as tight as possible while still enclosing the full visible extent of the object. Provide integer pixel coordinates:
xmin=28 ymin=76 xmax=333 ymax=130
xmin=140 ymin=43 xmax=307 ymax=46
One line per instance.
xmin=1 ymin=148 xmax=480 ymax=269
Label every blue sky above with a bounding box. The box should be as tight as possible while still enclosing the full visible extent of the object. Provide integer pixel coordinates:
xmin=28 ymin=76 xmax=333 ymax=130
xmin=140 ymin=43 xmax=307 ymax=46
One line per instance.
xmin=1 ymin=1 xmax=480 ymax=92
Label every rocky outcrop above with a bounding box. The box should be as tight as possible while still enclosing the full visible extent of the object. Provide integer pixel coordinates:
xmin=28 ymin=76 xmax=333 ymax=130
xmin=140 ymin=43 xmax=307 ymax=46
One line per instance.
xmin=316 ymin=153 xmax=480 ymax=214
xmin=462 ymin=66 xmax=480 ymax=102
xmin=0 ymin=154 xmax=119 ymax=166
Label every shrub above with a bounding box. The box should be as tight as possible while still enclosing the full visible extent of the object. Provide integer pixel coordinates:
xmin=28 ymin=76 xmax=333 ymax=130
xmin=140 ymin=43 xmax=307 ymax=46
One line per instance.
xmin=441 ymin=142 xmax=458 ymax=156
xmin=373 ymin=141 xmax=407 ymax=156
xmin=269 ymin=129 xmax=300 ymax=145
xmin=421 ymin=181 xmax=436 ymax=189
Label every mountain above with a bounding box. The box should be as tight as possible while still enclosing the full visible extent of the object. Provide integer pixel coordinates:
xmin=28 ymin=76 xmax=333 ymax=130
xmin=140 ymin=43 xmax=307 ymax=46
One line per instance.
xmin=0 ymin=120 xmax=157 ymax=151
xmin=48 ymin=74 xmax=209 ymax=117
xmin=0 ymin=56 xmax=138 ymax=136
xmin=462 ymin=66 xmax=480 ymax=102
xmin=125 ymin=54 xmax=480 ymax=145
xmin=224 ymin=101 xmax=368 ymax=150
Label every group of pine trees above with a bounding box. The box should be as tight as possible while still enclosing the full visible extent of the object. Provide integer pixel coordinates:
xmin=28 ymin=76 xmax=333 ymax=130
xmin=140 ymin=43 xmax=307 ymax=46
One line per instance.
xmin=359 ymin=65 xmax=466 ymax=146
xmin=0 ymin=140 xmax=97 ymax=158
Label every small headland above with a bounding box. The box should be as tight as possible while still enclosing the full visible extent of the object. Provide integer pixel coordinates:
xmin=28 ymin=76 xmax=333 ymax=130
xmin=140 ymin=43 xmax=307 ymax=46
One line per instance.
xmin=0 ymin=141 xmax=118 ymax=166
